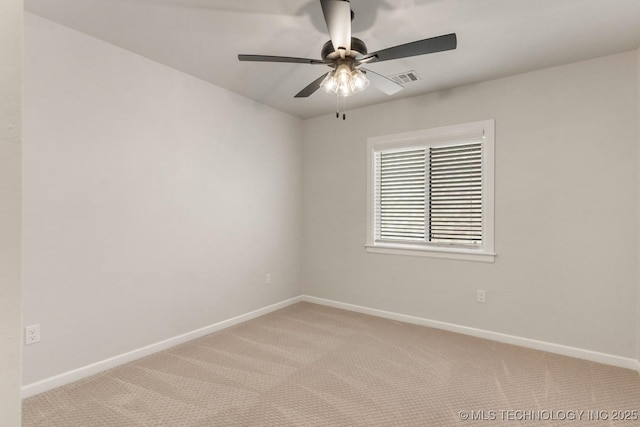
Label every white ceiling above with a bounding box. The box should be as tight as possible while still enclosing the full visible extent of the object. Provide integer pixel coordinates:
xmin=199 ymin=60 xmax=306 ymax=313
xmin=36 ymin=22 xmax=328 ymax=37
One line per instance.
xmin=25 ymin=0 xmax=640 ymax=119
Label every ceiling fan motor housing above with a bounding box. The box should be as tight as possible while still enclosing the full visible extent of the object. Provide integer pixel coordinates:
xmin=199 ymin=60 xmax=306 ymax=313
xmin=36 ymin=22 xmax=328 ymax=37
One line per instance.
xmin=321 ymin=37 xmax=368 ymax=61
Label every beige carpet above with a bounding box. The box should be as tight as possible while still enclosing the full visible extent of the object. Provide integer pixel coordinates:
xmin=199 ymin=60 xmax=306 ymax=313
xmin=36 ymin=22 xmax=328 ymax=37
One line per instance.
xmin=23 ymin=302 xmax=640 ymax=426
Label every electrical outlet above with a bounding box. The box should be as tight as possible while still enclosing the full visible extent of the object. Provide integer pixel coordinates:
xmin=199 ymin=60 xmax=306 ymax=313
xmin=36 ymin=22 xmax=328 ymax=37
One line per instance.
xmin=477 ymin=290 xmax=486 ymax=303
xmin=265 ymin=273 xmax=272 ymax=285
xmin=25 ymin=324 xmax=40 ymax=345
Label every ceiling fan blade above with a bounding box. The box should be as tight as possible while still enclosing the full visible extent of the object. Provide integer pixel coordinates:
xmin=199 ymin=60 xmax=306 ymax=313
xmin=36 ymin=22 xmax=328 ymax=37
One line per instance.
xmin=295 ymin=73 xmax=329 ymax=98
xmin=362 ymin=33 xmax=457 ymax=63
xmin=238 ymin=54 xmax=329 ymax=65
xmin=361 ymin=68 xmax=403 ymax=95
xmin=320 ymin=0 xmax=352 ymax=55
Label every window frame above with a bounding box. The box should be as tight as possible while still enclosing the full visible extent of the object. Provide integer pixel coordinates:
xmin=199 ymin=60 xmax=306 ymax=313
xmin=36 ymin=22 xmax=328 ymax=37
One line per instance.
xmin=366 ymin=120 xmax=495 ymax=262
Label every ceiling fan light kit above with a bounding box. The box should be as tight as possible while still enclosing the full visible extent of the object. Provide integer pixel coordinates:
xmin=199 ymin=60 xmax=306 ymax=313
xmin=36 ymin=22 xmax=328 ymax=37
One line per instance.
xmin=238 ymin=0 xmax=457 ymax=118
xmin=320 ymin=63 xmax=369 ymax=97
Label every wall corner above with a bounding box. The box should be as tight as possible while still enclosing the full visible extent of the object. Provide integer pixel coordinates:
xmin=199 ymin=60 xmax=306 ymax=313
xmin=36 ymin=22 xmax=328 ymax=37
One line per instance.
xmin=0 ymin=0 xmax=23 ymax=425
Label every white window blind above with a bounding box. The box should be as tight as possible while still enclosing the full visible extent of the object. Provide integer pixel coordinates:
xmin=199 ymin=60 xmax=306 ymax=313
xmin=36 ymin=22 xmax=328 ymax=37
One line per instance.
xmin=429 ymin=142 xmax=482 ymax=245
xmin=374 ymin=140 xmax=483 ymax=247
xmin=375 ymin=149 xmax=426 ymax=241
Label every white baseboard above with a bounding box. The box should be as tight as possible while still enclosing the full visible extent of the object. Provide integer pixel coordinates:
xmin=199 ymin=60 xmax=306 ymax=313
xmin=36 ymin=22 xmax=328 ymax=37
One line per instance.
xmin=22 ymin=294 xmax=639 ymax=398
xmin=302 ymin=295 xmax=639 ymax=371
xmin=21 ymin=296 xmax=303 ymax=399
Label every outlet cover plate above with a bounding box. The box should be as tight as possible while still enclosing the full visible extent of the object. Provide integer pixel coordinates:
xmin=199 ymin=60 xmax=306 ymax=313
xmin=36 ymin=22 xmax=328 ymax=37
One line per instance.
xmin=25 ymin=324 xmax=41 ymax=345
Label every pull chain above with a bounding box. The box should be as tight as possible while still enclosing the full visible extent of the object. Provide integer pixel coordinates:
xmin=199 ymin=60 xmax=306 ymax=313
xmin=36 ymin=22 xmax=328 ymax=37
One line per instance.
xmin=335 ymin=94 xmax=347 ymax=120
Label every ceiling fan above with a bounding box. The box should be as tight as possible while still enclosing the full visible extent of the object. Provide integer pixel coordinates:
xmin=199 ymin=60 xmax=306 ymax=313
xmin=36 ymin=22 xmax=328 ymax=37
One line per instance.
xmin=238 ymin=0 xmax=457 ymax=118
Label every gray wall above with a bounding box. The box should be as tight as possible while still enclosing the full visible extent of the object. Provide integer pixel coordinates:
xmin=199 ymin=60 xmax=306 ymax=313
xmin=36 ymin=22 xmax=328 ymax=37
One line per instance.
xmin=0 ymin=0 xmax=22 ymax=424
xmin=22 ymin=14 xmax=303 ymax=385
xmin=302 ymin=51 xmax=638 ymax=358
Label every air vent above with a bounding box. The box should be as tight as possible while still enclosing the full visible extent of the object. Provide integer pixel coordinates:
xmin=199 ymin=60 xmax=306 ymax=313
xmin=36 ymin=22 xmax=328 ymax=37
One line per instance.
xmin=388 ymin=70 xmax=421 ymax=85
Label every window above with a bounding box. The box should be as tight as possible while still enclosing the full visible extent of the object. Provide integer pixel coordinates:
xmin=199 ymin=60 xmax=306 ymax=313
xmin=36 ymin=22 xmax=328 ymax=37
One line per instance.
xmin=366 ymin=120 xmax=495 ymax=262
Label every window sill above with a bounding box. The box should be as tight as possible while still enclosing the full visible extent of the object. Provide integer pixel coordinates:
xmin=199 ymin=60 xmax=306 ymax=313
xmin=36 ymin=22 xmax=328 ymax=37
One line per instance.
xmin=365 ymin=243 xmax=496 ymax=263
